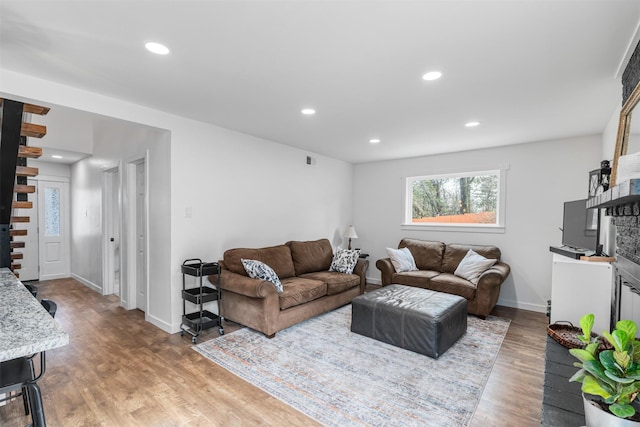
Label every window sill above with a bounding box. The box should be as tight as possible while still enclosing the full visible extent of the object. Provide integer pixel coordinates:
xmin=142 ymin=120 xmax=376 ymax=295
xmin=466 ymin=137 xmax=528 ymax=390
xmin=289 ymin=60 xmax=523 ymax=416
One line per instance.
xmin=400 ymin=223 xmax=506 ymax=234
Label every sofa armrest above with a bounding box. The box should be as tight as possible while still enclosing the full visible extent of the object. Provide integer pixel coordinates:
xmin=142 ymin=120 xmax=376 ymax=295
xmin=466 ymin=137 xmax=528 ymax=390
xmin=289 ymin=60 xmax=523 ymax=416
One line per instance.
xmin=376 ymin=258 xmax=395 ymax=286
xmin=477 ymin=261 xmax=510 ymax=290
xmin=353 ymin=258 xmax=370 ymax=293
xmin=216 ymin=269 xmax=279 ymax=298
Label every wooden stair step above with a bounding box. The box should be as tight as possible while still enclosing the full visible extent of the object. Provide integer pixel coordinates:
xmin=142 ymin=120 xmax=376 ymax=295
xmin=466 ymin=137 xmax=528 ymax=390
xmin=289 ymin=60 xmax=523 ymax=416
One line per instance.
xmin=10 ymin=216 xmax=30 ymax=223
xmin=21 ymin=122 xmax=47 ymax=138
xmin=10 ymin=241 xmax=25 ymax=249
xmin=11 ymin=253 xmax=23 ymax=260
xmin=11 ymin=263 xmax=21 ymax=270
xmin=16 ymin=166 xmax=39 ymax=177
xmin=14 ymin=184 xmax=36 ymax=194
xmin=18 ymin=146 xmax=42 ymax=159
xmin=0 ymin=98 xmax=50 ymax=115
xmin=12 ymin=201 xmax=33 ymax=209
xmin=9 ymin=229 xmax=27 ymax=236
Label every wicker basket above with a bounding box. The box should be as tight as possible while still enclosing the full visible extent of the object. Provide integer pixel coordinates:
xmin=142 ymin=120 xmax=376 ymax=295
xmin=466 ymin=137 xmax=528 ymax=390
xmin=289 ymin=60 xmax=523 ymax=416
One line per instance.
xmin=547 ymin=321 xmax=612 ymax=351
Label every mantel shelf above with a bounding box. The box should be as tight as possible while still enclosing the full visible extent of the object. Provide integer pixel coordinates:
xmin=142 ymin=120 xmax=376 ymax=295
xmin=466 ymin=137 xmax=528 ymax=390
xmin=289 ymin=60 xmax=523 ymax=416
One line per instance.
xmin=587 ymin=179 xmax=640 ymax=209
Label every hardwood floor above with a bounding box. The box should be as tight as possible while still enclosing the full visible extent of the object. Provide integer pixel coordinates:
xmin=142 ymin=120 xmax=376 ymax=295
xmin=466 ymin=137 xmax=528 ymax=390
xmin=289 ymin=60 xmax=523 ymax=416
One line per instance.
xmin=0 ymin=278 xmax=547 ymax=426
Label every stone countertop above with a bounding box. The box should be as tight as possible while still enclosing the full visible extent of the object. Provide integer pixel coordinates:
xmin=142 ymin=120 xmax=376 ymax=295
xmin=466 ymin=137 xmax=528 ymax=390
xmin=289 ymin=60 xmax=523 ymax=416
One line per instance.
xmin=0 ymin=268 xmax=69 ymax=362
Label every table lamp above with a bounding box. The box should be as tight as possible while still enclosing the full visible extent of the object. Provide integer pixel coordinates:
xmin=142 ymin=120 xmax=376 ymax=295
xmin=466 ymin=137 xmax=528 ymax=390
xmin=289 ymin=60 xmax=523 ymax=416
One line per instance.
xmin=344 ymin=225 xmax=358 ymax=250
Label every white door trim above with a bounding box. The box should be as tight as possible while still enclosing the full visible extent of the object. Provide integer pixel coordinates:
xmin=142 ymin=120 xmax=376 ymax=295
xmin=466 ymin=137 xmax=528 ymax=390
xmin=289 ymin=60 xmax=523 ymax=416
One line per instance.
xmin=125 ymin=152 xmax=149 ymax=313
xmin=101 ymin=164 xmax=122 ymax=297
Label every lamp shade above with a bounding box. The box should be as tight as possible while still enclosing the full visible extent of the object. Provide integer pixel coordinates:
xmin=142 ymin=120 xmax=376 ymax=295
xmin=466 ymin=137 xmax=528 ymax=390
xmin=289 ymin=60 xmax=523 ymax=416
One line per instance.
xmin=344 ymin=225 xmax=358 ymax=239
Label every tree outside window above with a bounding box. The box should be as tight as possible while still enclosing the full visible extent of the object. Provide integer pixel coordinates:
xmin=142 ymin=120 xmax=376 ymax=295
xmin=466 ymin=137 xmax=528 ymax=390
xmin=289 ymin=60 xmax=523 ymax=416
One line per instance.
xmin=408 ymin=171 xmax=499 ymax=225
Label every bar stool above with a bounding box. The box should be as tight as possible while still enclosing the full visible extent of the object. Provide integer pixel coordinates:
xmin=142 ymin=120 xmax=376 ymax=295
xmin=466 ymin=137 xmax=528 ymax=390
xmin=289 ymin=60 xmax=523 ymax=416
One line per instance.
xmin=0 ymin=357 xmax=45 ymax=425
xmin=12 ymin=299 xmax=58 ymax=424
xmin=24 ymin=283 xmax=37 ymax=297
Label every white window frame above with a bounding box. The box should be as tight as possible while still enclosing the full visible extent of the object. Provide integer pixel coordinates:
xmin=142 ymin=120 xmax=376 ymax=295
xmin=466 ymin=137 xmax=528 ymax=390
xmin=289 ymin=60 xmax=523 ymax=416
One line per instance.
xmin=401 ymin=166 xmax=507 ymax=233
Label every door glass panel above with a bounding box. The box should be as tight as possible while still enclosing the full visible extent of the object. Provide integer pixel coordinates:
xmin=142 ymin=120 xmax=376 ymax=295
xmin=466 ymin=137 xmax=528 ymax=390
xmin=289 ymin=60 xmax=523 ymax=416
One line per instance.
xmin=44 ymin=187 xmax=60 ymax=237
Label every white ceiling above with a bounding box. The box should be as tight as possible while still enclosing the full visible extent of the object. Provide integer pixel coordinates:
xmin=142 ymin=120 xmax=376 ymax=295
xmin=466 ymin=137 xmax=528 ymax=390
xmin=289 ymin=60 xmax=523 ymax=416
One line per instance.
xmin=2 ymin=0 xmax=640 ymax=164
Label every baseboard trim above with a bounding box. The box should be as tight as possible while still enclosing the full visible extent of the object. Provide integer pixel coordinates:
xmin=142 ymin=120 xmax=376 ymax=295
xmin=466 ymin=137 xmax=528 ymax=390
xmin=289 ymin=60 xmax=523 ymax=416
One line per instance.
xmin=146 ymin=312 xmax=174 ymax=334
xmin=496 ymin=298 xmax=546 ymax=313
xmin=71 ymin=273 xmax=102 ymax=293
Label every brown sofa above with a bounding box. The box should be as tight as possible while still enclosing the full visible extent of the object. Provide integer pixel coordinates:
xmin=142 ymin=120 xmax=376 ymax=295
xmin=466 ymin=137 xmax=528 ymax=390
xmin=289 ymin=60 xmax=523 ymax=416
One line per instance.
xmin=375 ymin=238 xmax=510 ymax=318
xmin=213 ymin=239 xmax=368 ymax=337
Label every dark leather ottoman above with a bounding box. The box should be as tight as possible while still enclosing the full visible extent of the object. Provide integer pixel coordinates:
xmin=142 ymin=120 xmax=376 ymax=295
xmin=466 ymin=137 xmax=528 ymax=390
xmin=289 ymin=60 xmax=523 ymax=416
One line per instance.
xmin=351 ymin=284 xmax=467 ymax=358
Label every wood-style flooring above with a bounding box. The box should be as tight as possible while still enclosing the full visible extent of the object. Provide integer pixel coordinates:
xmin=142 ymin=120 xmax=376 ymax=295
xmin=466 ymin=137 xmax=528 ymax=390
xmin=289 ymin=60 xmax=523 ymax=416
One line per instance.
xmin=0 ymin=278 xmax=547 ymax=426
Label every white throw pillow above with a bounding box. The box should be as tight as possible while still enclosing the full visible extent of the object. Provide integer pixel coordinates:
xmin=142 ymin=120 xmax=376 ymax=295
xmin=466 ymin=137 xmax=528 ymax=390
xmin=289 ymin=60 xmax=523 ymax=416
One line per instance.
xmin=386 ymin=247 xmax=418 ymax=272
xmin=453 ymin=249 xmax=497 ymax=285
xmin=241 ymin=259 xmax=283 ymax=293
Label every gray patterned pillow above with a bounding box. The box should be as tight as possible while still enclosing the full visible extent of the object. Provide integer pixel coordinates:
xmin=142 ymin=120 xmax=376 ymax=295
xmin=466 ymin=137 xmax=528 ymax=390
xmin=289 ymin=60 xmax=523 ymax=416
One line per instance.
xmin=329 ymin=248 xmax=360 ymax=274
xmin=241 ymin=259 xmax=283 ymax=293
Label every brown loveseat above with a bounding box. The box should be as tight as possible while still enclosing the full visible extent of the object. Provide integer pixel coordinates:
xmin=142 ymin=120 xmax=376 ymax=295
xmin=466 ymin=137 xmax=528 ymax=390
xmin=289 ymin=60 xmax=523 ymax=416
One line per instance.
xmin=376 ymin=238 xmax=510 ymax=318
xmin=213 ymin=239 xmax=368 ymax=337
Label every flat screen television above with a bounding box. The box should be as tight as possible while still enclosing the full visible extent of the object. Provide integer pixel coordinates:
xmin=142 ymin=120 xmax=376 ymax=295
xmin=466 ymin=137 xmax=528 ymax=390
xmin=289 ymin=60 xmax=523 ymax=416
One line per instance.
xmin=562 ymin=199 xmax=597 ymax=251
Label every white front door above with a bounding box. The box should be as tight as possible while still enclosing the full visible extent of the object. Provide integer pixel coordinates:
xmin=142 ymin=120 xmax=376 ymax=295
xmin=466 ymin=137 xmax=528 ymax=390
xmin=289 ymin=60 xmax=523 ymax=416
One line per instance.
xmin=38 ymin=180 xmax=70 ymax=280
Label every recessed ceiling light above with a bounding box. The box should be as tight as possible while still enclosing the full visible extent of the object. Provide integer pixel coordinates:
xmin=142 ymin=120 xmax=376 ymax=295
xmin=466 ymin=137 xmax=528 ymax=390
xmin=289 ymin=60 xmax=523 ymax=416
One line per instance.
xmin=465 ymin=121 xmax=480 ymax=127
xmin=369 ymin=138 xmax=381 ymax=144
xmin=51 ymin=155 xmax=63 ymax=159
xmin=301 ymin=108 xmax=316 ymax=115
xmin=145 ymin=42 xmax=170 ymax=55
xmin=422 ymin=71 xmax=442 ymax=81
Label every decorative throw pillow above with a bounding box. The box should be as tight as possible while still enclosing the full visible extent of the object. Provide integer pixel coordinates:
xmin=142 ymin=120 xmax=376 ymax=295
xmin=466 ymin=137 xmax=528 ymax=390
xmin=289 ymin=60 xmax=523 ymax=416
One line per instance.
xmin=386 ymin=247 xmax=418 ymax=272
xmin=453 ymin=249 xmax=497 ymax=285
xmin=329 ymin=248 xmax=360 ymax=274
xmin=241 ymin=259 xmax=283 ymax=293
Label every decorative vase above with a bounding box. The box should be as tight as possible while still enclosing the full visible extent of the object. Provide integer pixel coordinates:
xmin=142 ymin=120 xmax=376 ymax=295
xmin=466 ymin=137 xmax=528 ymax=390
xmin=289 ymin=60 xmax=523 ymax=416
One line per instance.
xmin=583 ymin=395 xmax=640 ymax=427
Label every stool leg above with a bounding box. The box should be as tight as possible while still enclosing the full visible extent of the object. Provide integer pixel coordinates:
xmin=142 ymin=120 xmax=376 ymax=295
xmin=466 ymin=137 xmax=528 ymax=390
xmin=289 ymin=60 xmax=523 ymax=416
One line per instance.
xmin=26 ymin=383 xmax=45 ymax=427
xmin=22 ymin=386 xmax=30 ymax=415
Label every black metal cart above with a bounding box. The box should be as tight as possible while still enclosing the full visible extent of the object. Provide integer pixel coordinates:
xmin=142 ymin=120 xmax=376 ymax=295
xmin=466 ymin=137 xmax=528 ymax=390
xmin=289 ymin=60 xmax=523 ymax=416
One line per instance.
xmin=180 ymin=258 xmax=224 ymax=343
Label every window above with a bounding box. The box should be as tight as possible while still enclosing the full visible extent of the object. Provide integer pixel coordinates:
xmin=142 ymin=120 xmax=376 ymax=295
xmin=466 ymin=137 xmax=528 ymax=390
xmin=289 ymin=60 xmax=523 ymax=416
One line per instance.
xmin=403 ymin=168 xmax=506 ymax=232
xmin=44 ymin=187 xmax=61 ymax=237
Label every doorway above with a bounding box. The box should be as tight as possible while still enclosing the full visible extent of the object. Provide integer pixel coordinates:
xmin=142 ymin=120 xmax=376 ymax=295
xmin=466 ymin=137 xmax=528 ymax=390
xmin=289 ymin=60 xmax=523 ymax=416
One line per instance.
xmin=126 ymin=156 xmax=148 ymax=313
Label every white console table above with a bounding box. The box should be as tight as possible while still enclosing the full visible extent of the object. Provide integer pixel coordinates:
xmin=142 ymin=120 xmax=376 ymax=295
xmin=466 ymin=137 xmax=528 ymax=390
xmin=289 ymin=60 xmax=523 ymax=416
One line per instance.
xmin=550 ymin=254 xmax=613 ymax=334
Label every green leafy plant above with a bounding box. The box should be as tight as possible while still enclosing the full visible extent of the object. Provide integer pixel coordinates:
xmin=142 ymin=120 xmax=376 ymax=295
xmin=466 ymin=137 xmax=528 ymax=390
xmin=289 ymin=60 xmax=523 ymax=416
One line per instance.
xmin=569 ymin=313 xmax=640 ymax=419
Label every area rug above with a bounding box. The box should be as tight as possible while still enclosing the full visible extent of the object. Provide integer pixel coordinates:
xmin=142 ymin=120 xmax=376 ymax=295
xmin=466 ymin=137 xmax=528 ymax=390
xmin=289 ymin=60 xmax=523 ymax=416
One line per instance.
xmin=194 ymin=305 xmax=510 ymax=426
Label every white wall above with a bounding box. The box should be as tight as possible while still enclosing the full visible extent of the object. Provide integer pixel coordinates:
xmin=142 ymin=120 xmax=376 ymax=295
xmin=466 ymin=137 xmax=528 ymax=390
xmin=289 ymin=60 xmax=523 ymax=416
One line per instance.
xmin=30 ymin=159 xmax=71 ymax=178
xmin=354 ymin=135 xmax=602 ymax=312
xmin=1 ymin=69 xmax=354 ymax=333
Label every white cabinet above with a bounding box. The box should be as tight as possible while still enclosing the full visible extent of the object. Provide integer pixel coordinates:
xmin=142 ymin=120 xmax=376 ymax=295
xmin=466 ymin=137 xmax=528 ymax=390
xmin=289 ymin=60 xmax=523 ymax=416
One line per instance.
xmin=550 ymin=254 xmax=613 ymax=334
xmin=619 ymin=281 xmax=640 ymax=327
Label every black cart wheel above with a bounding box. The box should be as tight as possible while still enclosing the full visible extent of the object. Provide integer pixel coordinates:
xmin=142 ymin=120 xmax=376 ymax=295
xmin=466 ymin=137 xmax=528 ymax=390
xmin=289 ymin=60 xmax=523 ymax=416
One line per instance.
xmin=192 ymin=336 xmax=197 ymax=343
xmin=180 ymin=330 xmax=184 ymax=336
xmin=219 ymin=328 xmax=225 ymax=335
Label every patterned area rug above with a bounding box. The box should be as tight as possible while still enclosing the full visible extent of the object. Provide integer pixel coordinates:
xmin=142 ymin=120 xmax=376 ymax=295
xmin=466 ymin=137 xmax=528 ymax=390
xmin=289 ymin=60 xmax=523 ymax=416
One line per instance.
xmin=194 ymin=305 xmax=510 ymax=426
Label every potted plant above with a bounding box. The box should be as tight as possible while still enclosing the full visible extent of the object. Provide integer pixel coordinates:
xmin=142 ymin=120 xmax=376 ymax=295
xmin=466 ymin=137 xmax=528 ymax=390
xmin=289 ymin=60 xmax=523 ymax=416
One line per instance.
xmin=569 ymin=313 xmax=640 ymax=426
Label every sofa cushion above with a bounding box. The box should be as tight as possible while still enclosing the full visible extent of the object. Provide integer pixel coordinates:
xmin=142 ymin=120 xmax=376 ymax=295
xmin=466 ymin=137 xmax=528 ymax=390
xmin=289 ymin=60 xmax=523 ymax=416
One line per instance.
xmin=279 ymin=277 xmax=327 ymax=310
xmin=386 ymin=247 xmax=418 ymax=272
xmin=329 ymin=248 xmax=360 ymax=274
xmin=441 ymin=244 xmax=501 ymax=274
xmin=286 ymin=239 xmax=334 ymax=275
xmin=398 ymin=239 xmax=446 ymax=271
xmin=453 ymin=249 xmax=497 ymax=284
xmin=223 ymin=245 xmax=296 ymax=279
xmin=241 ymin=259 xmax=283 ymax=293
xmin=392 ymin=270 xmax=440 ymax=288
xmin=300 ymin=271 xmax=360 ymax=295
xmin=429 ymin=273 xmax=477 ymax=300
